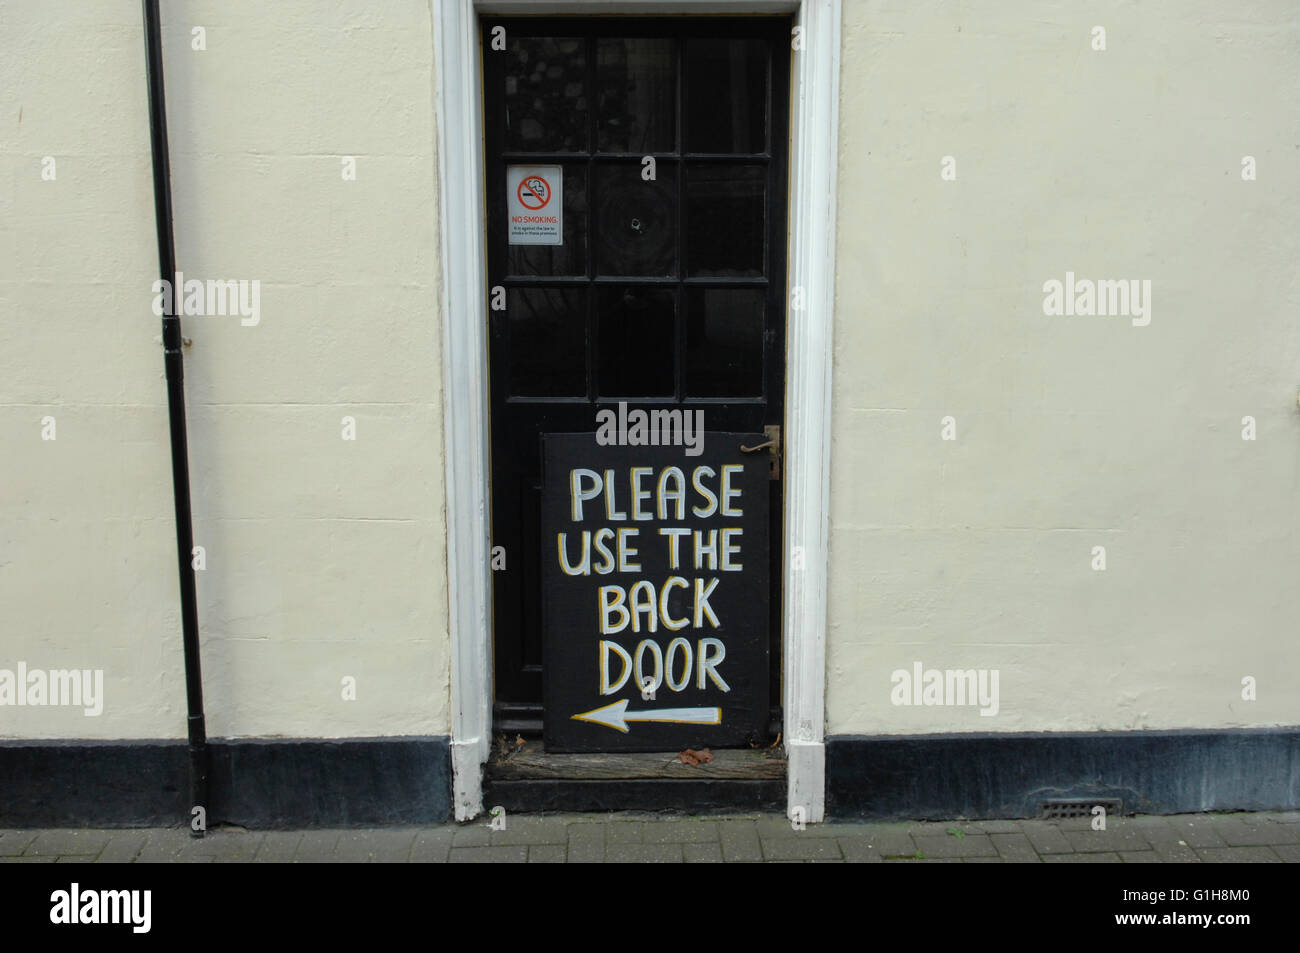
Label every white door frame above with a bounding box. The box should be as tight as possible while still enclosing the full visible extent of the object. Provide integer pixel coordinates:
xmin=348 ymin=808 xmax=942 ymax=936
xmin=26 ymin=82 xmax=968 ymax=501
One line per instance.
xmin=434 ymin=0 xmax=840 ymax=822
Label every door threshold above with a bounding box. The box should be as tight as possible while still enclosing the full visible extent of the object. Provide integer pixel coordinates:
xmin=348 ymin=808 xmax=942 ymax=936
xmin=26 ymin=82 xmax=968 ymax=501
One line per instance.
xmin=483 ymin=740 xmax=787 ymax=814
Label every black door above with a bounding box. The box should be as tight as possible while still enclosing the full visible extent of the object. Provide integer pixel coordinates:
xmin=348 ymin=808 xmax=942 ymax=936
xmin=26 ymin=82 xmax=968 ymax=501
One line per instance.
xmin=483 ymin=16 xmax=790 ymax=740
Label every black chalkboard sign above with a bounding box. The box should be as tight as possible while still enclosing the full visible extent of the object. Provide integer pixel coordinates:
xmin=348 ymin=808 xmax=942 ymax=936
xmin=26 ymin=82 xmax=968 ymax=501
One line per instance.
xmin=540 ymin=433 xmax=770 ymax=753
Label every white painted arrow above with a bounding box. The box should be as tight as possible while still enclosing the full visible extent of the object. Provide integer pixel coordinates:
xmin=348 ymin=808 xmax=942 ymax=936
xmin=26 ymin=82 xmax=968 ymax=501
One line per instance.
xmin=571 ymin=699 xmax=722 ymax=734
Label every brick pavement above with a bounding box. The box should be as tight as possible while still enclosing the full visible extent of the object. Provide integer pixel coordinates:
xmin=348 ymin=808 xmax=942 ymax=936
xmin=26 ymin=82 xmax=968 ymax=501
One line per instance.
xmin=2 ymin=811 xmax=1297 ymax=863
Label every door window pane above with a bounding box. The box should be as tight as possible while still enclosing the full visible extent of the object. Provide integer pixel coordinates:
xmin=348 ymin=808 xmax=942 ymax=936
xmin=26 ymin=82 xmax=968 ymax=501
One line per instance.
xmin=597 ymin=38 xmax=677 ymax=153
xmin=508 ymin=164 xmax=587 ymax=277
xmin=594 ymin=162 xmax=677 ymax=277
xmin=504 ymin=37 xmax=588 ymax=152
xmin=686 ymin=164 xmax=764 ymax=277
xmin=597 ymin=286 xmax=676 ymax=397
xmin=506 ymin=287 xmax=586 ymax=396
xmin=685 ymin=288 xmax=764 ymax=397
xmin=685 ymin=38 xmax=767 ymax=154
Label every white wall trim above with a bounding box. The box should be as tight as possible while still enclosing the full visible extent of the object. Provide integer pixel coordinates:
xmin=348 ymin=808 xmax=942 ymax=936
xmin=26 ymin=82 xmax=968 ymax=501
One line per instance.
xmin=434 ymin=0 xmax=493 ymax=821
xmin=782 ymin=0 xmax=839 ymax=825
xmin=436 ymin=0 xmax=840 ymax=823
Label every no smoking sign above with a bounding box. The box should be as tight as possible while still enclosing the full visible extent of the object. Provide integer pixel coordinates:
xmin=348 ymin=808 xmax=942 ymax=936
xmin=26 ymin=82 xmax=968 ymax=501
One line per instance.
xmin=518 ymin=175 xmax=551 ymax=209
xmin=507 ymin=165 xmax=563 ymax=246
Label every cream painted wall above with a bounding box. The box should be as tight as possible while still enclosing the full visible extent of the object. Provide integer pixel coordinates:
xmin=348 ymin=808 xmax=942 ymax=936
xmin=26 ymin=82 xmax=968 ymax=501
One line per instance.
xmin=1 ymin=1 xmax=451 ymax=739
xmin=827 ymin=0 xmax=1300 ymax=734
xmin=7 ymin=0 xmax=1295 ymax=747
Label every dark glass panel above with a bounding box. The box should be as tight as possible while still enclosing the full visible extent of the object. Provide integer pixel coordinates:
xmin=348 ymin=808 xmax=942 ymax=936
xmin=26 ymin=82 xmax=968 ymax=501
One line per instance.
xmin=594 ymin=162 xmax=677 ymax=277
xmin=685 ymin=38 xmax=766 ymax=154
xmin=507 ymin=287 xmax=586 ymax=396
xmin=685 ymin=287 xmax=764 ymax=397
xmin=597 ymin=38 xmax=677 ymax=153
xmin=504 ymin=37 xmax=588 ymax=152
xmin=597 ymin=286 xmax=676 ymax=397
xmin=686 ymin=164 xmax=764 ymax=277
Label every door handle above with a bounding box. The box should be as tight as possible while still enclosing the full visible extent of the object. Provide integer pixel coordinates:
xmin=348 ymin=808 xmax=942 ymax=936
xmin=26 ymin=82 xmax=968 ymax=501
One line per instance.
xmin=740 ymin=425 xmax=781 ymax=480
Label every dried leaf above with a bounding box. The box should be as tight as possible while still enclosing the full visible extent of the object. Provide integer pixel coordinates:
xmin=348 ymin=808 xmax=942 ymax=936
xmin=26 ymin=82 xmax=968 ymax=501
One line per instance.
xmin=678 ymin=748 xmax=714 ymax=766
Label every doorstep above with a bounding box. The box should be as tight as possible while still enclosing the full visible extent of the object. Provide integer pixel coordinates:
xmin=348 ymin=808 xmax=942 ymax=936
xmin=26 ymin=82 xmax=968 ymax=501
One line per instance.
xmin=482 ymin=736 xmax=786 ymax=813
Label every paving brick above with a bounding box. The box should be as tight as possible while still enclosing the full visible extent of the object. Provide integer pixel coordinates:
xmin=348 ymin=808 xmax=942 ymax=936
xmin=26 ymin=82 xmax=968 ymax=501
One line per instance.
xmin=968 ymin=819 xmax=1024 ymax=834
xmin=1209 ymin=817 xmax=1300 ymax=847
xmin=761 ymin=837 xmax=842 ymax=861
xmin=683 ymin=843 xmax=723 ymax=863
xmin=837 ymin=838 xmax=885 ymax=863
xmin=24 ymin=830 xmax=112 ymax=858
xmin=134 ymin=830 xmax=191 ymax=863
xmin=292 ymin=831 xmax=342 ymax=862
xmin=1195 ymin=846 xmax=1280 ymax=863
xmin=94 ymin=832 xmax=149 ymax=863
xmin=1271 ymin=844 xmax=1300 ymax=862
xmin=451 ymin=823 xmax=499 ymax=847
xmin=912 ymin=833 xmax=998 ymax=858
xmin=333 ymin=830 xmax=416 ymax=862
xmin=164 ymin=837 xmax=221 ymax=863
xmin=0 ymin=831 xmax=39 ymax=856
xmin=1127 ymin=816 xmax=1178 ymax=835
xmin=1022 ymin=823 xmax=1073 ymax=854
xmin=566 ymin=823 xmax=604 ymax=863
xmin=6 ymin=810 xmax=1294 ymax=864
xmin=1042 ymin=852 xmax=1123 ymax=862
xmin=718 ymin=819 xmax=762 ymax=862
xmin=515 ymin=817 xmax=574 ymax=843
xmin=605 ymin=843 xmax=683 ymax=863
xmin=606 ymin=822 xmax=644 ymax=844
xmin=854 ymin=831 xmax=917 ymax=859
xmin=826 ymin=821 xmax=883 ymax=841
xmin=1130 ymin=818 xmax=1202 ymax=861
xmin=1063 ymin=823 xmax=1157 ymax=853
xmin=909 ymin=820 xmax=980 ymax=838
xmin=457 ymin=816 xmax=571 ymax=847
xmin=1161 ymin=817 xmax=1227 ymax=848
xmin=528 ymin=845 xmax=567 ymax=863
xmin=642 ymin=820 xmax=718 ymax=843
xmin=410 ymin=829 xmax=454 ymax=863
xmin=907 ymin=857 xmax=962 ymax=863
xmin=190 ymin=831 xmax=265 ymax=863
xmin=448 ymin=846 xmax=528 ymax=863
xmin=990 ymin=832 xmax=1041 ymax=863
xmin=1150 ymin=841 xmax=1201 ymax=863
xmin=755 ymin=815 xmax=841 ymax=838
xmin=253 ymin=832 xmax=302 ymax=863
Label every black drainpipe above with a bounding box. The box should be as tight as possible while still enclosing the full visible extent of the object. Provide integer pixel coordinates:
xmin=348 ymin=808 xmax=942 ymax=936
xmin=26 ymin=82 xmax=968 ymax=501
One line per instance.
xmin=142 ymin=0 xmax=209 ymax=838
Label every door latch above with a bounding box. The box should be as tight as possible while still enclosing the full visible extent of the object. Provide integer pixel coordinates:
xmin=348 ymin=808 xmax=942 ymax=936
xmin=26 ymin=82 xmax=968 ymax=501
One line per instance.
xmin=740 ymin=425 xmax=781 ymax=481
